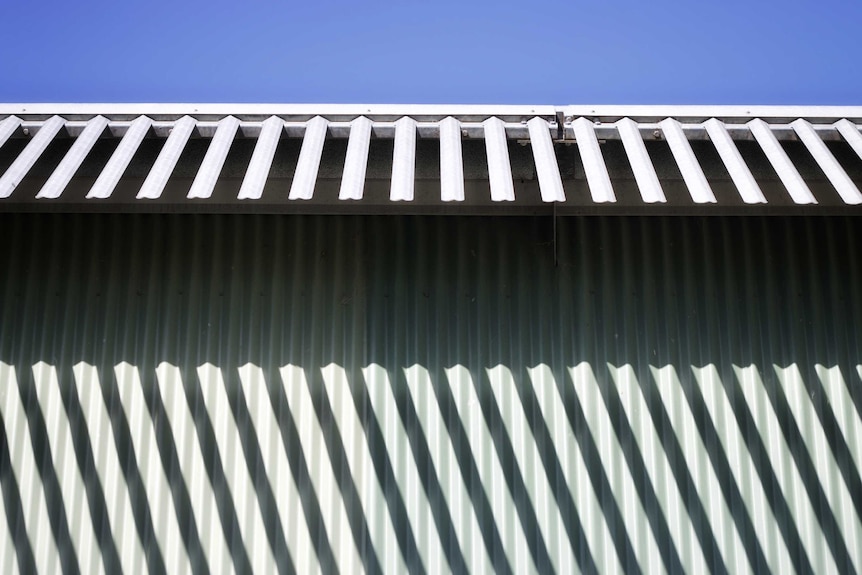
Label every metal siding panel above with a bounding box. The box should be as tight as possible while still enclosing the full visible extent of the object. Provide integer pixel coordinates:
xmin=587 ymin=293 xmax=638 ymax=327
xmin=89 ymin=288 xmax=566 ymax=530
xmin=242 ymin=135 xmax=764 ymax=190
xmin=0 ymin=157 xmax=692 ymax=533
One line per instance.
xmin=390 ymin=117 xmax=417 ymax=202
xmin=37 ymin=116 xmax=109 ymax=199
xmin=616 ymin=118 xmax=666 ymax=203
xmin=187 ymin=116 xmax=240 ymax=199
xmin=0 ymin=116 xmax=23 ymax=148
xmin=791 ymin=119 xmax=862 ymax=205
xmin=527 ymin=117 xmax=566 ymax=202
xmin=237 ymin=116 xmax=283 ymax=200
xmin=835 ymin=119 xmax=862 ymax=161
xmin=703 ymin=118 xmax=767 ymax=204
xmin=339 ymin=117 xmax=372 ymax=200
xmin=288 ymin=116 xmax=328 ymax=201
xmin=483 ymin=117 xmax=515 ymax=202
xmin=87 ymin=116 xmax=151 ymax=199
xmin=571 ymin=118 xmax=615 ymax=203
xmin=659 ymin=118 xmax=717 ymax=203
xmin=2 ymin=214 xmax=862 ymax=575
xmin=137 ymin=115 xmax=196 ymax=199
xmin=0 ymin=116 xmax=65 ymax=198
xmin=439 ymin=117 xmax=465 ymax=202
xmin=748 ymin=119 xmax=818 ymax=204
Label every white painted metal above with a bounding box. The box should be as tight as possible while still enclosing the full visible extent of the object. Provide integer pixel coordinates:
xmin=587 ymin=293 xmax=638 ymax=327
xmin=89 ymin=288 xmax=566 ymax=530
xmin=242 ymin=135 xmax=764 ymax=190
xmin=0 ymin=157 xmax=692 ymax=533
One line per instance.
xmin=37 ymin=116 xmax=109 ymax=199
xmin=390 ymin=117 xmax=417 ymax=202
xmin=835 ymin=119 xmax=862 ymax=161
xmin=0 ymin=363 xmax=61 ymax=575
xmin=339 ymin=117 xmax=372 ymax=200
xmin=154 ymin=363 xmax=235 ymax=574
xmin=733 ymin=365 xmax=838 ymax=572
xmin=197 ymin=364 xmax=277 ymax=575
xmin=363 ymin=364 xmax=448 ymax=574
xmin=403 ymin=365 xmax=493 ymax=574
xmin=569 ymin=362 xmax=667 ymax=575
xmin=187 ymin=116 xmax=240 ymax=199
xmin=31 ymin=362 xmax=105 ymax=575
xmin=289 ymin=116 xmax=328 ymax=200
xmin=0 ymin=116 xmax=22 ymax=148
xmin=527 ymin=365 xmax=623 ymax=574
xmin=609 ymin=364 xmax=709 ymax=574
xmin=0 ymin=115 xmax=65 ymax=198
xmin=137 ymin=116 xmax=196 ymax=199
xmin=650 ymin=365 xmax=752 ymax=574
xmin=791 ymin=119 xmax=862 ymax=205
xmin=775 ymin=364 xmax=862 ymax=572
xmin=237 ymin=116 xmax=283 ymax=200
xmin=237 ymin=364 xmax=322 ymax=574
xmin=527 ymin=117 xmax=565 ymax=202
xmin=320 ymin=364 xmax=408 ymax=574
xmin=439 ymin=117 xmax=465 ymax=202
xmin=113 ymin=363 xmax=193 ymax=574
xmin=486 ymin=365 xmax=579 ymax=575
xmin=483 ymin=117 xmax=515 ymax=202
xmin=703 ymin=118 xmax=767 ymax=204
xmin=279 ymin=365 xmax=365 ymax=575
xmin=616 ymin=118 xmax=666 ymax=203
xmin=659 ymin=118 xmax=716 ymax=203
xmin=72 ymin=363 xmax=148 ymax=575
xmin=445 ymin=365 xmax=538 ymax=574
xmin=87 ymin=116 xmax=151 ymax=199
xmin=748 ymin=119 xmax=817 ymax=204
xmin=571 ymin=118 xmax=615 ymax=203
xmin=691 ymin=365 xmax=795 ymax=575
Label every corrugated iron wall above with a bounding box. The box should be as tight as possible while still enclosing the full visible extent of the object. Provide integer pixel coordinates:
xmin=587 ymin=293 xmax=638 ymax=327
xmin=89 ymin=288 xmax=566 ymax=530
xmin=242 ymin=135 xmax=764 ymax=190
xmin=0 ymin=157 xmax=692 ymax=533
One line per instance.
xmin=1 ymin=213 xmax=861 ymax=574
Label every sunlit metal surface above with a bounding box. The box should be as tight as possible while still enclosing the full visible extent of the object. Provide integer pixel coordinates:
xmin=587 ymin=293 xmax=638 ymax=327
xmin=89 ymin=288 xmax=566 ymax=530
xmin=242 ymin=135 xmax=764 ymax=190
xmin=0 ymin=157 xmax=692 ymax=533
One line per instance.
xmin=1 ymin=213 xmax=861 ymax=574
xmin=1 ymin=106 xmax=861 ymax=213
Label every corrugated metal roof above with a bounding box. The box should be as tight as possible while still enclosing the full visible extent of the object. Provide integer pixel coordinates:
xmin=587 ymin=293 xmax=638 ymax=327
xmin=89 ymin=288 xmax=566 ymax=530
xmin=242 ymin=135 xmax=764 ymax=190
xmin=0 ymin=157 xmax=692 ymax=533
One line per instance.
xmin=1 ymin=213 xmax=861 ymax=574
xmin=1 ymin=105 xmax=861 ymax=213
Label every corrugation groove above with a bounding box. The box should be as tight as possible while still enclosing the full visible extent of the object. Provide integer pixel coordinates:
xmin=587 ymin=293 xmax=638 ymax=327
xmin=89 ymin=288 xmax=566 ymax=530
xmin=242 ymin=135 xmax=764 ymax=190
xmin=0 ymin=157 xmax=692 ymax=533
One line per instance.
xmin=1 ymin=213 xmax=862 ymax=574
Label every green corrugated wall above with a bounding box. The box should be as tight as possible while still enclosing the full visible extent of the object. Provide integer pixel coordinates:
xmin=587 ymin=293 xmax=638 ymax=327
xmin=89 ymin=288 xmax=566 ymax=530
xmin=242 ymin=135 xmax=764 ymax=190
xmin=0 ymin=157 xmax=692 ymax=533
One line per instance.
xmin=1 ymin=213 xmax=861 ymax=574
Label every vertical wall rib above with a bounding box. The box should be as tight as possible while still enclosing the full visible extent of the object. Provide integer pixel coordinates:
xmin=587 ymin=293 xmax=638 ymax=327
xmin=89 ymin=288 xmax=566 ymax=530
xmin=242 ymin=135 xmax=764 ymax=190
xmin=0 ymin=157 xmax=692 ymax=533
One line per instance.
xmin=0 ymin=213 xmax=861 ymax=574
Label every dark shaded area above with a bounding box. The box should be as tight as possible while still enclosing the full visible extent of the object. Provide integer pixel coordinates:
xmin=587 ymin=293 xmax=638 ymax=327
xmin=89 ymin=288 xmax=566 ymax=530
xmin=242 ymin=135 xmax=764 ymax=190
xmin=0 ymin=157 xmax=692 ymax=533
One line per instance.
xmin=1 ymin=213 xmax=861 ymax=574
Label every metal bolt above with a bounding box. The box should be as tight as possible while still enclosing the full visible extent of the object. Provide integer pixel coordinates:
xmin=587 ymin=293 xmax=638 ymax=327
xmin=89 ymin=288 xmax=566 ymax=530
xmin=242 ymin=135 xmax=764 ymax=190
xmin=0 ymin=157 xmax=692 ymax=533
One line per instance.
xmin=653 ymin=129 xmax=662 ymax=139
xmin=22 ymin=128 xmax=29 ymax=136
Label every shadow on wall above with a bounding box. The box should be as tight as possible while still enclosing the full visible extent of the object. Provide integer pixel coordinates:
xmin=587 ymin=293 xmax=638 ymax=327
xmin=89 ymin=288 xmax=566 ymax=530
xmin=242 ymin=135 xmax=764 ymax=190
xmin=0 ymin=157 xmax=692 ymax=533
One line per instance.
xmin=2 ymin=359 xmax=862 ymax=575
xmin=0 ymin=214 xmax=861 ymax=574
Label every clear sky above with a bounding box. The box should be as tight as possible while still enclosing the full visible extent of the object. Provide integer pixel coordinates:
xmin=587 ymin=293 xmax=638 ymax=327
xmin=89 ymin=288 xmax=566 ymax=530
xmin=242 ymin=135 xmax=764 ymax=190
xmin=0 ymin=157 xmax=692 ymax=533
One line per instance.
xmin=2 ymin=0 xmax=860 ymax=104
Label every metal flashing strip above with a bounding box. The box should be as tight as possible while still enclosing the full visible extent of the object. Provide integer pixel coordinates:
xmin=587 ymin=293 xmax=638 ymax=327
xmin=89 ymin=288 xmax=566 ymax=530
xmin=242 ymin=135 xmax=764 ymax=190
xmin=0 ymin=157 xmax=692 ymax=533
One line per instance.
xmin=0 ymin=106 xmax=861 ymax=210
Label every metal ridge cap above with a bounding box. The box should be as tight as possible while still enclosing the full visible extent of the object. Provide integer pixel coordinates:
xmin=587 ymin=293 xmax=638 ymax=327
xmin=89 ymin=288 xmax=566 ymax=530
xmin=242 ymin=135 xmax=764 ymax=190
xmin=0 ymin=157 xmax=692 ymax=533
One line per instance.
xmin=560 ymin=105 xmax=862 ymax=123
xmin=0 ymin=103 xmax=558 ymax=122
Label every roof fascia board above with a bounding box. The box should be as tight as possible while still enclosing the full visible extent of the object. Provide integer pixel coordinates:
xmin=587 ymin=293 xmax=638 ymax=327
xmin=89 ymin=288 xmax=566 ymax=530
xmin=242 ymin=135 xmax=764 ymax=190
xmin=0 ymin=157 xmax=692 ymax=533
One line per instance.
xmin=3 ymin=104 xmax=862 ymax=123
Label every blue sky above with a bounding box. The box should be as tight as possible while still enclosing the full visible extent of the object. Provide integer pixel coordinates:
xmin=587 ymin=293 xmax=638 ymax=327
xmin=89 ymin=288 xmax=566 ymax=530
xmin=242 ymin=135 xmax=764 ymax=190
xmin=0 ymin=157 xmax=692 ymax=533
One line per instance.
xmin=2 ymin=0 xmax=860 ymax=104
